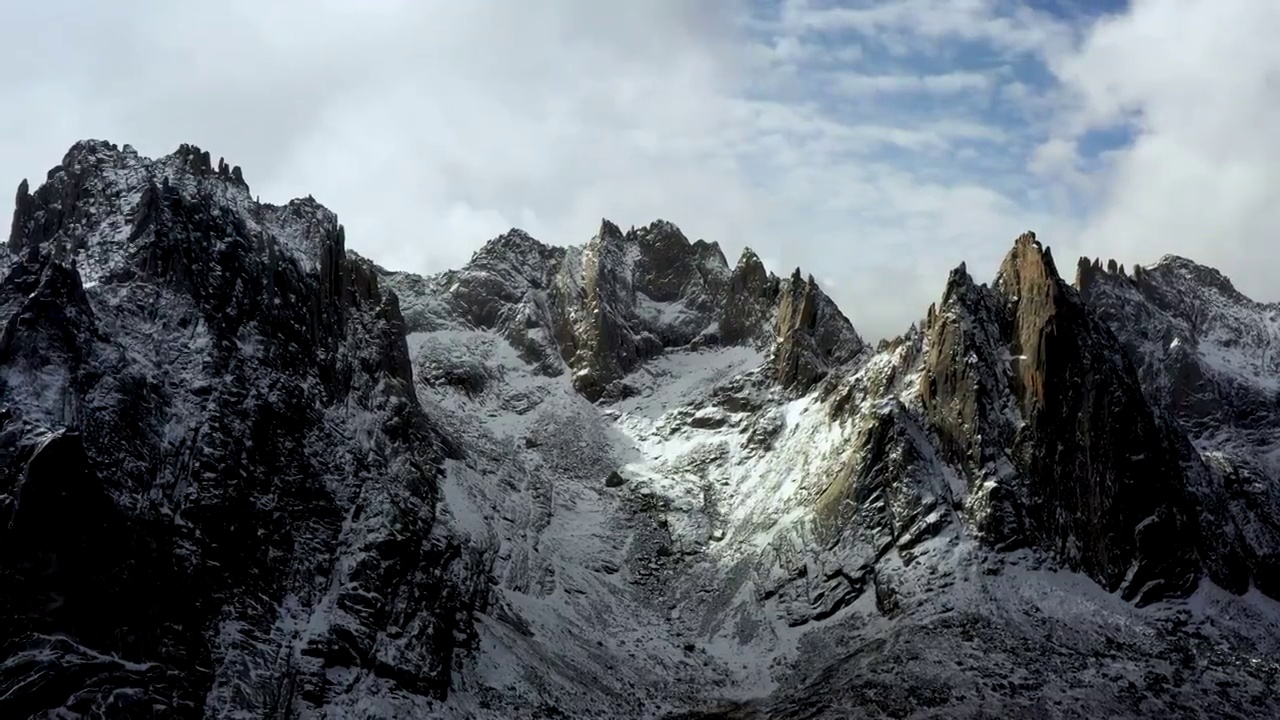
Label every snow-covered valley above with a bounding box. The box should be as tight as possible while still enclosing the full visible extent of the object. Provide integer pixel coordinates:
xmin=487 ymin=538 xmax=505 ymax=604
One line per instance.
xmin=406 ymin=312 xmax=1280 ymax=720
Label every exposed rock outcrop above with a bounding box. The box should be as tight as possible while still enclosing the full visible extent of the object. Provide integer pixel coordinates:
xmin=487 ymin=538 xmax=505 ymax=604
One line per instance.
xmin=569 ymin=219 xmax=651 ymax=399
xmin=718 ymin=247 xmax=779 ymax=347
xmin=384 ymin=218 xmax=854 ymax=401
xmin=1078 ymin=251 xmax=1280 ymax=597
xmin=921 ymin=233 xmax=1200 ymax=603
xmin=772 ymin=270 xmax=864 ymax=392
xmin=0 ymin=140 xmax=487 ymax=718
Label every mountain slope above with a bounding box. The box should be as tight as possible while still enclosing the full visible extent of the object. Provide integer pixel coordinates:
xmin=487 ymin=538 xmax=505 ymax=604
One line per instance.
xmin=919 ymin=234 xmax=1199 ymax=604
xmin=1 ymin=141 xmax=1278 ymax=719
xmin=1077 ymin=256 xmax=1280 ymax=596
xmin=387 ymin=226 xmax=1280 ymax=717
xmin=0 ymin=141 xmax=487 ymax=718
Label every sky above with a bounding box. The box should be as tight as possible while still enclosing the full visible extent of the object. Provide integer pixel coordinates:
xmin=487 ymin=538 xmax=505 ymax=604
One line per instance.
xmin=2 ymin=0 xmax=1278 ymax=340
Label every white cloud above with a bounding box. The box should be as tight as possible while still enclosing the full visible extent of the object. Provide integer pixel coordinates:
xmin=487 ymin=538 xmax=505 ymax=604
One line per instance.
xmin=770 ymin=36 xmax=864 ymax=65
xmin=0 ymin=0 xmax=1276 ymax=344
xmin=1047 ymin=0 xmax=1280 ymax=302
xmin=778 ymin=0 xmax=1074 ymax=56
xmin=0 ymin=0 xmax=765 ymax=284
xmin=830 ymin=71 xmax=996 ymax=96
xmin=1028 ymin=138 xmax=1081 ymax=182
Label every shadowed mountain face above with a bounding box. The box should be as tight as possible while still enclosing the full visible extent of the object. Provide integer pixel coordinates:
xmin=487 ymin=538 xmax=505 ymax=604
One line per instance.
xmin=1 ymin=141 xmax=1278 ymax=719
xmin=1076 ymin=255 xmax=1280 ymax=597
xmin=919 ymin=234 xmax=1201 ymax=605
xmin=0 ymin=142 xmax=486 ymax=717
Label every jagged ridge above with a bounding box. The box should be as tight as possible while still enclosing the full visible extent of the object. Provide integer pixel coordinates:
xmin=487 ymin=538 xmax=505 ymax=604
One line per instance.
xmin=920 ymin=233 xmax=1199 ymax=604
xmin=1077 ymin=251 xmax=1280 ymax=597
xmin=0 ymin=140 xmax=487 ymax=718
xmin=1 ymin=141 xmax=1279 ymax=719
xmin=383 ymin=216 xmax=864 ymax=401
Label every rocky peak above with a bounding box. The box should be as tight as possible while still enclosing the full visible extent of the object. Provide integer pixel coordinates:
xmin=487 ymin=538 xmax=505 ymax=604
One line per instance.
xmin=595 ymin=217 xmax=626 ymax=244
xmin=922 ymin=231 xmax=1202 ymax=603
xmin=6 ymin=140 xmax=336 ymax=286
xmin=691 ymin=238 xmax=729 ymax=274
xmin=1076 ymin=249 xmax=1280 ymax=598
xmin=164 ymin=142 xmax=250 ymax=193
xmin=61 ymin=139 xmax=134 ymax=175
xmin=408 ymin=216 xmax=859 ymax=401
xmin=992 ymin=230 xmax=1074 ymax=415
xmin=628 ymin=218 xmax=728 ymax=304
xmin=474 ymin=227 xmax=547 ymax=257
xmin=1147 ymin=254 xmax=1250 ymax=302
xmin=7 ymin=179 xmax=28 ymax=254
xmin=411 ymin=228 xmax=575 ymax=377
xmin=772 ymin=268 xmax=863 ymax=392
xmin=6 ymin=141 xmax=138 ymax=258
xmin=465 ymin=228 xmax=566 ymax=288
xmin=719 ymin=246 xmax=779 ymax=347
xmin=1076 ymin=249 xmax=1280 ymax=421
xmin=920 ymin=261 xmax=1011 ymax=471
xmin=733 ymin=246 xmax=765 ymax=274
xmin=571 ymin=221 xmax=648 ymax=399
xmin=630 ymin=218 xmax=727 ymax=263
xmin=0 ymin=140 xmax=487 ymax=717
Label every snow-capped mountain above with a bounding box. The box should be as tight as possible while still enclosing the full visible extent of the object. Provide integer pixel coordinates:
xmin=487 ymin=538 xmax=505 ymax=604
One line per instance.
xmin=1 ymin=141 xmax=1278 ymax=720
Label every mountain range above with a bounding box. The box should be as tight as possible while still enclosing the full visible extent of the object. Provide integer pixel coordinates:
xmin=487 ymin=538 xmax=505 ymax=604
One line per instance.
xmin=1 ymin=140 xmax=1277 ymax=719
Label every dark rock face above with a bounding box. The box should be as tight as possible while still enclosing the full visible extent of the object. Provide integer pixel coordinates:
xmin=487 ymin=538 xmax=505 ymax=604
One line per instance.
xmin=548 ymin=218 xmax=735 ymax=400
xmin=631 ymin=220 xmax=728 ymax=314
xmin=571 ymin=219 xmax=652 ymax=400
xmin=718 ymin=248 xmax=778 ymax=347
xmin=0 ymin=140 xmax=487 ymax=718
xmin=1077 ymin=253 xmax=1280 ymax=597
xmin=418 ymin=226 xmax=576 ymax=377
xmin=815 ymin=393 xmax=951 ymax=552
xmin=0 ymin=429 xmax=198 ymax=719
xmin=1144 ymin=261 xmax=1270 ymax=421
xmin=773 ymin=269 xmax=864 ymax=392
xmin=1077 ymin=255 xmax=1279 ymax=435
xmin=921 ymin=233 xmax=1200 ymax=603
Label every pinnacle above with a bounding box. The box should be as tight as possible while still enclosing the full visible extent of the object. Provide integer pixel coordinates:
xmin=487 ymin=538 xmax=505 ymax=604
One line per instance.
xmin=597 ymin=218 xmax=625 ymax=242
xmin=643 ymin=218 xmax=681 ymax=235
xmin=939 ymin=261 xmax=975 ymax=307
xmin=995 ymin=230 xmax=1063 ymax=300
xmin=734 ymin=246 xmax=762 ymax=267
